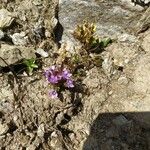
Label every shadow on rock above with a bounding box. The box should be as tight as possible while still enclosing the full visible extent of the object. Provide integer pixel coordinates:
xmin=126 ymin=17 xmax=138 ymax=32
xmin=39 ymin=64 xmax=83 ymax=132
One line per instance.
xmin=131 ymin=0 xmax=150 ymax=7
xmin=83 ymin=112 xmax=150 ymax=150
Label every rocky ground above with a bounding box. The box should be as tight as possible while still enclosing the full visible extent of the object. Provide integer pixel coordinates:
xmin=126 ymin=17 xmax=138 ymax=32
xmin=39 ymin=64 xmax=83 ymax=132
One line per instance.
xmin=0 ymin=0 xmax=150 ymax=150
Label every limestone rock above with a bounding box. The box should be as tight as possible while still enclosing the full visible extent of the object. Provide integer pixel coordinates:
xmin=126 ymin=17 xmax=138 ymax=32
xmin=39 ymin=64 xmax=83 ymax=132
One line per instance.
xmin=0 ymin=123 xmax=9 ymax=135
xmin=0 ymin=44 xmax=35 ymax=66
xmin=142 ymin=30 xmax=150 ymax=52
xmin=0 ymin=9 xmax=14 ymax=29
xmin=59 ymin=0 xmax=142 ymax=50
xmin=136 ymin=7 xmax=150 ymax=33
xmin=10 ymin=32 xmax=28 ymax=46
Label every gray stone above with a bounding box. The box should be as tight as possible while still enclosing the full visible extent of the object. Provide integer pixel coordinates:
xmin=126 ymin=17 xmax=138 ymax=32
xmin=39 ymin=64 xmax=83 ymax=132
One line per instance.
xmin=0 ymin=9 xmax=14 ymax=29
xmin=102 ymin=52 xmax=114 ymax=78
xmin=10 ymin=32 xmax=28 ymax=46
xmin=59 ymin=0 xmax=142 ymax=50
xmin=0 ymin=44 xmax=35 ymax=67
xmin=36 ymin=48 xmax=49 ymax=58
xmin=118 ymin=33 xmax=137 ymax=43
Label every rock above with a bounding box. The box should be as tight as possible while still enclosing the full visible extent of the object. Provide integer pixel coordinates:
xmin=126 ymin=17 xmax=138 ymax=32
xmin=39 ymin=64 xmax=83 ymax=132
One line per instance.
xmin=0 ymin=30 xmax=4 ymax=39
xmin=26 ymin=145 xmax=36 ymax=150
xmin=32 ymin=0 xmax=42 ymax=6
xmin=133 ymin=52 xmax=150 ymax=94
xmin=37 ymin=124 xmax=45 ymax=138
xmin=50 ymin=132 xmax=64 ymax=150
xmin=55 ymin=112 xmax=64 ymax=125
xmin=83 ymin=67 xmax=101 ymax=88
xmin=118 ymin=75 xmax=128 ymax=85
xmin=102 ymin=52 xmax=114 ymax=78
xmin=106 ymin=43 xmax=138 ymax=67
xmin=10 ymin=32 xmax=28 ymax=46
xmin=136 ymin=7 xmax=150 ymax=33
xmin=0 ymin=9 xmax=14 ymax=28
xmin=112 ymin=115 xmax=129 ymax=126
xmin=59 ymin=0 xmax=142 ymax=50
xmin=0 ymin=76 xmax=14 ymax=113
xmin=142 ymin=30 xmax=150 ymax=52
xmin=0 ymin=123 xmax=9 ymax=135
xmin=50 ymin=16 xmax=58 ymax=30
xmin=0 ymin=44 xmax=35 ymax=67
xmin=118 ymin=33 xmax=137 ymax=43
xmin=36 ymin=48 xmax=49 ymax=57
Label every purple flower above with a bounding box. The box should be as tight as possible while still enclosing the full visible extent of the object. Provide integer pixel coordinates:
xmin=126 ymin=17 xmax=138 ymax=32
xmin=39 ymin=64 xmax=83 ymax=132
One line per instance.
xmin=66 ymin=79 xmax=74 ymax=88
xmin=49 ymin=90 xmax=58 ymax=99
xmin=44 ymin=66 xmax=74 ymax=89
xmin=48 ymin=75 xmax=59 ymax=84
xmin=62 ymin=68 xmax=72 ymax=80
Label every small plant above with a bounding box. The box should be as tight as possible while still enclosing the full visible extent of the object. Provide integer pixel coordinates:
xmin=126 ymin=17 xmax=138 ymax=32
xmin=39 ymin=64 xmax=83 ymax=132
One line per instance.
xmin=23 ymin=58 xmax=38 ymax=75
xmin=44 ymin=65 xmax=74 ymax=99
xmin=73 ymin=22 xmax=96 ymax=49
xmin=73 ymin=22 xmax=112 ymax=52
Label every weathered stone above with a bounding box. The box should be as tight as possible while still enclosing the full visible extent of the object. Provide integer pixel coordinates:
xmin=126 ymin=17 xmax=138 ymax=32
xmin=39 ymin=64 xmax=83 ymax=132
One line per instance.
xmin=102 ymin=52 xmax=114 ymax=77
xmin=10 ymin=32 xmax=28 ymax=46
xmin=32 ymin=0 xmax=42 ymax=6
xmin=0 ymin=123 xmax=9 ymax=135
xmin=0 ymin=9 xmax=14 ymax=29
xmin=136 ymin=7 xmax=150 ymax=33
xmin=59 ymin=0 xmax=142 ymax=50
xmin=142 ymin=30 xmax=150 ymax=52
xmin=0 ymin=44 xmax=35 ymax=66
xmin=37 ymin=124 xmax=45 ymax=138
xmin=36 ymin=48 xmax=49 ymax=58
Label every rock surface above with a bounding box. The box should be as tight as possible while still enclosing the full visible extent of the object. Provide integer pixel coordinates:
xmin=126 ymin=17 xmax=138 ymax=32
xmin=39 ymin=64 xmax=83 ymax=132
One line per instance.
xmin=0 ymin=44 xmax=35 ymax=66
xmin=10 ymin=32 xmax=28 ymax=46
xmin=0 ymin=9 xmax=14 ymax=28
xmin=59 ymin=0 xmax=143 ymax=49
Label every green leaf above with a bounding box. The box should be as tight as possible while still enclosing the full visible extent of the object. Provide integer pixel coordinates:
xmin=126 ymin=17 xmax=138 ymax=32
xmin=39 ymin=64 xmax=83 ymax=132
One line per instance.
xmin=31 ymin=64 xmax=38 ymax=68
xmin=100 ymin=38 xmax=112 ymax=47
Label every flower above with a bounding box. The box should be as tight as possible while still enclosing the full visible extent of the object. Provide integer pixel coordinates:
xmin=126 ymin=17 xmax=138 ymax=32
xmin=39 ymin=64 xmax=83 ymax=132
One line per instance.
xmin=49 ymin=90 xmax=58 ymax=99
xmin=66 ymin=79 xmax=74 ymax=88
xmin=62 ymin=68 xmax=72 ymax=80
xmin=45 ymin=65 xmax=74 ymax=98
xmin=48 ymin=75 xmax=59 ymax=84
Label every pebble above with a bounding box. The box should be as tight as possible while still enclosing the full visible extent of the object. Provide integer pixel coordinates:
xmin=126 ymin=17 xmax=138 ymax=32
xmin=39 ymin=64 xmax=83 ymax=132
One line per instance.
xmin=0 ymin=123 xmax=9 ymax=135
xmin=36 ymin=48 xmax=49 ymax=57
xmin=33 ymin=0 xmax=42 ymax=6
xmin=37 ymin=124 xmax=45 ymax=137
xmin=10 ymin=32 xmax=28 ymax=45
xmin=0 ymin=9 xmax=14 ymax=28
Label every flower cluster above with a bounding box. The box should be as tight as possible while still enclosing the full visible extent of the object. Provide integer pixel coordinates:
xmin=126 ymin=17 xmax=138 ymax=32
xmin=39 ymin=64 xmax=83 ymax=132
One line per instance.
xmin=44 ymin=65 xmax=74 ymax=98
